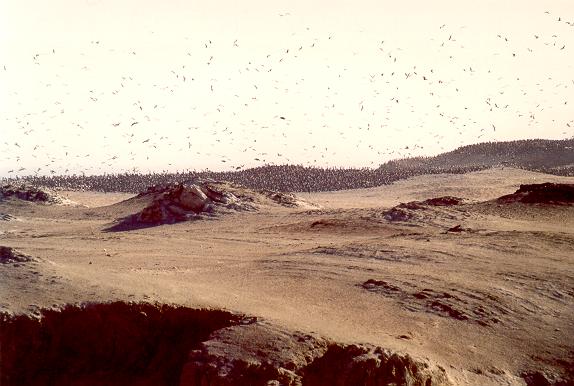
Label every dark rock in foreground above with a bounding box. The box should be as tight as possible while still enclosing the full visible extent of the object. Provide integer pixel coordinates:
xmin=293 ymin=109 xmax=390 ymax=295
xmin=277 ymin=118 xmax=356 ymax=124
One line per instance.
xmin=0 ymin=246 xmax=34 ymax=264
xmin=497 ymin=183 xmax=574 ymax=205
xmin=520 ymin=369 xmax=572 ymax=386
xmin=181 ymin=322 xmax=453 ymax=386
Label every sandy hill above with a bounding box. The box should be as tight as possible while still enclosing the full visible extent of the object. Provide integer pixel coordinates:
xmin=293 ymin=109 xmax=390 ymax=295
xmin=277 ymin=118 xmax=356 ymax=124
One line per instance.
xmin=379 ymin=138 xmax=574 ymax=173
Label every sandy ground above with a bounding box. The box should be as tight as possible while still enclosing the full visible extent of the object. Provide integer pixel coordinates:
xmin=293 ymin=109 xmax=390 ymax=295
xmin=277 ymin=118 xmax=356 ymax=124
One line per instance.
xmin=1 ymin=167 xmax=573 ymax=385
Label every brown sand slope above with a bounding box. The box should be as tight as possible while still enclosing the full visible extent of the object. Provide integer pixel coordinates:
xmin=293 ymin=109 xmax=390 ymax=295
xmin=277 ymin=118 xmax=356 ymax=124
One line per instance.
xmin=0 ymin=167 xmax=573 ymax=385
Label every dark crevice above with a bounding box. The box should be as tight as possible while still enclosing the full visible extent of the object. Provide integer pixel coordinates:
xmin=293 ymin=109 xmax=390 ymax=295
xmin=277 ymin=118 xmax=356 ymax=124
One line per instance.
xmin=0 ymin=302 xmax=244 ymax=386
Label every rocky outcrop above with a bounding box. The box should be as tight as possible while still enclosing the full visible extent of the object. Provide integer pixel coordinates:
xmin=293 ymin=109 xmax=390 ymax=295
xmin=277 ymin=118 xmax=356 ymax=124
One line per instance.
xmin=0 ymin=246 xmax=34 ymax=264
xmin=0 ymin=183 xmax=67 ymax=204
xmin=259 ymin=190 xmax=301 ymax=207
xmin=114 ymin=182 xmax=256 ymax=228
xmin=360 ymin=279 xmax=505 ymax=326
xmin=110 ymin=181 xmax=316 ymax=229
xmin=446 ymin=224 xmax=472 ymax=233
xmin=419 ymin=196 xmax=464 ymax=206
xmin=302 ymin=344 xmax=448 ymax=386
xmin=397 ymin=196 xmax=464 ymax=210
xmin=497 ymin=183 xmax=574 ymax=205
xmin=135 ymin=184 xmax=219 ymax=224
xmin=383 ymin=207 xmax=413 ymax=222
xmin=384 ymin=196 xmax=463 ymax=222
xmin=520 ymin=369 xmax=573 ymax=386
xmin=180 ymin=323 xmax=452 ymax=386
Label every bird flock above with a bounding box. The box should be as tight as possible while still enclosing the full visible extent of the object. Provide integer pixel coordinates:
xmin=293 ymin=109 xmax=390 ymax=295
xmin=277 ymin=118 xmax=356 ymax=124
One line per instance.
xmin=1 ymin=7 xmax=573 ymax=179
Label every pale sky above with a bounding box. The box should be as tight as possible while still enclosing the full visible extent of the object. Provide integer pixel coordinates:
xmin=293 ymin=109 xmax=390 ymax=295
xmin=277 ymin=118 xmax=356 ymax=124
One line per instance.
xmin=1 ymin=0 xmax=573 ymax=176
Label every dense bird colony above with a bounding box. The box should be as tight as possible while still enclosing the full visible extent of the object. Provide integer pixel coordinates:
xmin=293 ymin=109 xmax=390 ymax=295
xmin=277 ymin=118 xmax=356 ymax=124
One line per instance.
xmin=4 ymin=139 xmax=573 ymax=193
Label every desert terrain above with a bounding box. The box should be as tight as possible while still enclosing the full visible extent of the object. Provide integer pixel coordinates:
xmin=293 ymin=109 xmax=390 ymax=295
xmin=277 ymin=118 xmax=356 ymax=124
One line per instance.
xmin=1 ymin=167 xmax=573 ymax=385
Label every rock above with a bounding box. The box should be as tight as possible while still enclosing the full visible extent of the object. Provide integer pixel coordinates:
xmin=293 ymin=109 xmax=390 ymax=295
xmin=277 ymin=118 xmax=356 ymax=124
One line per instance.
xmin=262 ymin=191 xmax=299 ymax=207
xmin=110 ymin=181 xmax=312 ymax=230
xmin=497 ymin=183 xmax=574 ymax=205
xmin=398 ymin=196 xmax=464 ymax=210
xmin=137 ymin=201 xmax=166 ymax=223
xmin=138 ymin=200 xmax=190 ymax=224
xmin=165 ymin=204 xmax=188 ymax=217
xmin=0 ymin=183 xmax=66 ymax=204
xmin=302 ymin=344 xmax=446 ymax=386
xmin=179 ymin=323 xmax=453 ymax=386
xmin=0 ymin=246 xmax=34 ymax=264
xmin=397 ymin=201 xmax=427 ymax=210
xmin=178 ymin=185 xmax=210 ymax=212
xmin=520 ymin=369 xmax=571 ymax=386
xmin=200 ymin=184 xmax=234 ymax=204
xmin=116 ymin=183 xmax=240 ymax=228
xmin=422 ymin=196 xmax=464 ymax=206
xmin=133 ymin=184 xmax=216 ymax=225
xmin=384 ymin=208 xmax=412 ymax=222
xmin=447 ymin=225 xmax=464 ymax=232
xmin=384 ymin=196 xmax=465 ymax=223
xmin=0 ymin=213 xmax=16 ymax=221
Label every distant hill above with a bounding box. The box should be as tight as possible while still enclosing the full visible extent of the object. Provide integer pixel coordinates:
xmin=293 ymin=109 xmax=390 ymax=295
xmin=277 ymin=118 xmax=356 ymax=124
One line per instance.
xmin=378 ymin=138 xmax=574 ymax=173
xmin=4 ymin=139 xmax=573 ymax=193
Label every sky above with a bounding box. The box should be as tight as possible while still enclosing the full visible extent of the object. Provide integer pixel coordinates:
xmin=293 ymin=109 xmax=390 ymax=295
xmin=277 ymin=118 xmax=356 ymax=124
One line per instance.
xmin=1 ymin=0 xmax=573 ymax=177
